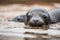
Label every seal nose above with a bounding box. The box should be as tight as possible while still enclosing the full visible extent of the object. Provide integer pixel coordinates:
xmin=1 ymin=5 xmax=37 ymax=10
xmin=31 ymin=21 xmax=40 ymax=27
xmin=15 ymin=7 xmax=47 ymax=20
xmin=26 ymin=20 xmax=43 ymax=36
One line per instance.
xmin=33 ymin=19 xmax=39 ymax=23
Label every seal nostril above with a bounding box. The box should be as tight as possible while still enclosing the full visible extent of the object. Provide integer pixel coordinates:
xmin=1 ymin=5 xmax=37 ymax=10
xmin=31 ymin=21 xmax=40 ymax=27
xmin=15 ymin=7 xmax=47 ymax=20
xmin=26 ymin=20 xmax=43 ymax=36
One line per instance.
xmin=33 ymin=19 xmax=39 ymax=23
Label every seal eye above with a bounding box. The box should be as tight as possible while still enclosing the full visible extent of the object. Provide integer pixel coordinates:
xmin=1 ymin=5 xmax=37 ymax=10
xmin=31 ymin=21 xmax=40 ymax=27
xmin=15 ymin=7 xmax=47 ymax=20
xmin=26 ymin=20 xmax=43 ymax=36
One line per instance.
xmin=17 ymin=18 xmax=21 ymax=21
xmin=42 ymin=15 xmax=47 ymax=19
xmin=27 ymin=15 xmax=32 ymax=18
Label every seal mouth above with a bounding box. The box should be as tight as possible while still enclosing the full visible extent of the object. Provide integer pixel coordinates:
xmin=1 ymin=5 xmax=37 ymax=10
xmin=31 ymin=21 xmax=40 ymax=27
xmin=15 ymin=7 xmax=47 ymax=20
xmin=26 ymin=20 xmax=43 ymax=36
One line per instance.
xmin=28 ymin=22 xmax=45 ymax=27
xmin=29 ymin=25 xmax=43 ymax=27
xmin=25 ymin=25 xmax=49 ymax=30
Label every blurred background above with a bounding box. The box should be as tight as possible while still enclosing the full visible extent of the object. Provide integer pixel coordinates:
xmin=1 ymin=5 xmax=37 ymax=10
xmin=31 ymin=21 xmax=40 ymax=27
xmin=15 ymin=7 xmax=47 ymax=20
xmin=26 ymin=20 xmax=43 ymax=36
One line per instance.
xmin=0 ymin=0 xmax=60 ymax=20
